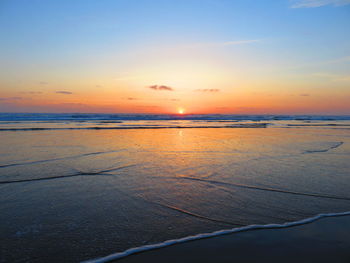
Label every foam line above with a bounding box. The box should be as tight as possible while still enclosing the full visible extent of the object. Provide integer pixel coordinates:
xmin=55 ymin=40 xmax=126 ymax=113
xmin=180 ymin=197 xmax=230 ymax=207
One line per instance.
xmin=213 ymin=186 xmax=304 ymax=220
xmin=0 ymin=150 xmax=123 ymax=169
xmin=0 ymin=164 xmax=135 ymax=184
xmin=0 ymin=173 xmax=96 ymax=184
xmin=82 ymin=211 xmax=350 ymax=263
xmin=179 ymin=176 xmax=350 ymax=201
xmin=0 ymin=123 xmax=268 ymax=131
xmin=303 ymin=142 xmax=344 ymax=154
xmin=155 ymin=202 xmax=245 ymax=226
xmin=134 ymin=194 xmax=248 ymax=227
xmin=287 ymin=124 xmax=350 ymax=127
xmin=1 ymin=113 xmax=350 ymax=122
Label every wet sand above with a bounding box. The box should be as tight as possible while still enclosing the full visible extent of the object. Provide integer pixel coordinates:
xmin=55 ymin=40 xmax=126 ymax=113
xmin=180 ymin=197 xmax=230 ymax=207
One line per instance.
xmin=1 ymin=126 xmax=350 ymax=263
xmin=115 ymin=215 xmax=350 ymax=263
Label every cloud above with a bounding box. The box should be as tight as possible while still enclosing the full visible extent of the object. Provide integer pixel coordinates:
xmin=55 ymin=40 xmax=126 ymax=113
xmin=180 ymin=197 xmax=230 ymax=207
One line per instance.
xmin=136 ymin=105 xmax=161 ymax=108
xmin=195 ymin=89 xmax=220 ymax=92
xmin=148 ymin=85 xmax=173 ymax=91
xmin=21 ymin=91 xmax=42 ymax=94
xmin=289 ymin=55 xmax=350 ymax=70
xmin=300 ymin=93 xmax=310 ymax=96
xmin=0 ymin=97 xmax=23 ymax=101
xmin=56 ymin=91 xmax=73 ymax=95
xmin=212 ymin=40 xmax=260 ymax=46
xmin=39 ymin=81 xmax=48 ymax=85
xmin=183 ymin=39 xmax=260 ymax=49
xmin=216 ymin=106 xmax=229 ymax=110
xmin=290 ymin=0 xmax=350 ymax=8
xmin=324 ymin=56 xmax=350 ymax=64
xmin=311 ymin=72 xmax=350 ymax=82
xmin=127 ymin=97 xmax=138 ymax=100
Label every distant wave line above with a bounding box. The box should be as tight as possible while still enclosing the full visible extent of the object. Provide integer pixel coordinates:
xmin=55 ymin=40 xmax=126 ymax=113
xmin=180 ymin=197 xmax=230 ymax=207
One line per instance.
xmin=1 ymin=113 xmax=350 ymax=122
xmin=0 ymin=124 xmax=268 ymax=131
xmin=287 ymin=124 xmax=350 ymax=127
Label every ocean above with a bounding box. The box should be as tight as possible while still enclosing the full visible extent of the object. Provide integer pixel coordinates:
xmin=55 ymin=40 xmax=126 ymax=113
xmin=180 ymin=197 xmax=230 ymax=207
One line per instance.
xmin=1 ymin=113 xmax=349 ymax=262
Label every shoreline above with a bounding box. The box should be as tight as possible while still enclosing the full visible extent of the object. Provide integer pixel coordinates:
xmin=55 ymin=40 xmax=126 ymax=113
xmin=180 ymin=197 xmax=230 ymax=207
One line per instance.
xmin=84 ymin=211 xmax=350 ymax=263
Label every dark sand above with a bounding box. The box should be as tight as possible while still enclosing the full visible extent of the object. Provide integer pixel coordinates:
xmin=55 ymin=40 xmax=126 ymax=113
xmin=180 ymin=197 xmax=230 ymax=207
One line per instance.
xmin=115 ymin=215 xmax=350 ymax=263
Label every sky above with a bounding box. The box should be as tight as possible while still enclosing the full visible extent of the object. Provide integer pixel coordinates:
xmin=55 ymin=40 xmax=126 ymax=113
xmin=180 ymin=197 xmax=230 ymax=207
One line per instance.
xmin=0 ymin=0 xmax=349 ymax=114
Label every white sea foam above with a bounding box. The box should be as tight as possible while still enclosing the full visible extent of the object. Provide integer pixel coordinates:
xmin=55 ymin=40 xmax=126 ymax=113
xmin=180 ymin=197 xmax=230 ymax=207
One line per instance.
xmin=82 ymin=211 xmax=350 ymax=263
xmin=1 ymin=113 xmax=350 ymax=122
xmin=0 ymin=123 xmax=268 ymax=131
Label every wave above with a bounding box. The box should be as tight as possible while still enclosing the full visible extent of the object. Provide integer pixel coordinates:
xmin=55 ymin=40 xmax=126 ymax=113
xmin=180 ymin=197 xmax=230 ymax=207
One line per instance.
xmin=0 ymin=123 xmax=268 ymax=131
xmin=178 ymin=176 xmax=350 ymax=201
xmin=81 ymin=211 xmax=350 ymax=263
xmin=0 ymin=150 xmax=124 ymax=168
xmin=303 ymin=142 xmax=344 ymax=154
xmin=287 ymin=124 xmax=350 ymax=127
xmin=1 ymin=113 xmax=350 ymax=122
xmin=0 ymin=164 xmax=135 ymax=184
xmin=149 ymin=201 xmax=245 ymax=226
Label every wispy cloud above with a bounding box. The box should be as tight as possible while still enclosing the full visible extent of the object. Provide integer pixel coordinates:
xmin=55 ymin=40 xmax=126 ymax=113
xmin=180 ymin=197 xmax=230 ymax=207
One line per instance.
xmin=148 ymin=85 xmax=174 ymax=91
xmin=212 ymin=40 xmax=260 ymax=46
xmin=0 ymin=97 xmax=22 ymax=101
xmin=323 ymin=56 xmax=350 ymax=65
xmin=290 ymin=0 xmax=350 ymax=8
xmin=127 ymin=97 xmax=138 ymax=100
xmin=216 ymin=106 xmax=229 ymax=110
xmin=56 ymin=91 xmax=73 ymax=95
xmin=114 ymin=73 xmax=145 ymax=81
xmin=136 ymin=105 xmax=161 ymax=109
xmin=300 ymin=93 xmax=310 ymax=96
xmin=195 ymin=89 xmax=220 ymax=92
xmin=21 ymin=91 xmax=43 ymax=95
xmin=184 ymin=39 xmax=260 ymax=49
xmin=311 ymin=72 xmax=350 ymax=82
xmin=288 ymin=55 xmax=350 ymax=70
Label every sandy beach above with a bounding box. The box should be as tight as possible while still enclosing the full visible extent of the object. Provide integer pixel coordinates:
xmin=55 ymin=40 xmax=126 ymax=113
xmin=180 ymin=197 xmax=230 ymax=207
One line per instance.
xmin=1 ymin=118 xmax=349 ymax=263
xmin=116 ymin=214 xmax=350 ymax=263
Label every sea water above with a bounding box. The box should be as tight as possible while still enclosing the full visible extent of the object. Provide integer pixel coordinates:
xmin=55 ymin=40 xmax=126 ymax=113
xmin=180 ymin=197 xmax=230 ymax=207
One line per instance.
xmin=0 ymin=114 xmax=349 ymax=262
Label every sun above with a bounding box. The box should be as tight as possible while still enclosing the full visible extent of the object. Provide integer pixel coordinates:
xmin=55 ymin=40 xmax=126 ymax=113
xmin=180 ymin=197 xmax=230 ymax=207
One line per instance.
xmin=178 ymin=108 xmax=185 ymax=114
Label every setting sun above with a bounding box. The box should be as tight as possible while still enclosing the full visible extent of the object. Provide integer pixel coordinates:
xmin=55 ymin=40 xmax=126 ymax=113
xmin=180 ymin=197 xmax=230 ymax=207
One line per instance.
xmin=178 ymin=108 xmax=185 ymax=114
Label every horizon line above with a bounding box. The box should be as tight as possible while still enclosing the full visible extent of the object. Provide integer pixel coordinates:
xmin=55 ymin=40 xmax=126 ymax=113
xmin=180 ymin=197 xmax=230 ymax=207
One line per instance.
xmin=1 ymin=112 xmax=350 ymax=116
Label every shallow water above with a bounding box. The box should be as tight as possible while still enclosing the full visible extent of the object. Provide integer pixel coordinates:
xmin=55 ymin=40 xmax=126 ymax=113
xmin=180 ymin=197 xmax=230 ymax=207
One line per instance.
xmin=0 ymin=115 xmax=349 ymax=262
